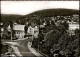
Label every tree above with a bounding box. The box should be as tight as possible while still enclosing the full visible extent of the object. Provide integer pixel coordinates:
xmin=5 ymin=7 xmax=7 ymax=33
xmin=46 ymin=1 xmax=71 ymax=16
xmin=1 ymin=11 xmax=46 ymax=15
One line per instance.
xmin=24 ymin=25 xmax=28 ymax=35
xmin=1 ymin=44 xmax=8 ymax=54
xmin=61 ymin=21 xmax=69 ymax=30
xmin=42 ymin=30 xmax=61 ymax=55
xmin=58 ymin=33 xmax=71 ymax=49
xmin=57 ymin=24 xmax=67 ymax=35
xmin=10 ymin=21 xmax=13 ymax=29
xmin=74 ymin=29 xmax=79 ymax=35
xmin=2 ymin=29 xmax=11 ymax=40
xmin=38 ymin=30 xmax=44 ymax=42
xmin=44 ymin=19 xmax=57 ymax=33
xmin=49 ymin=20 xmax=57 ymax=30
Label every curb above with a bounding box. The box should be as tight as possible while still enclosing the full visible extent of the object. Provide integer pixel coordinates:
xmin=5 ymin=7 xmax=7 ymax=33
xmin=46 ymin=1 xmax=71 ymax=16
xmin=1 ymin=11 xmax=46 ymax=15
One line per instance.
xmin=31 ymin=42 xmax=48 ymax=57
xmin=34 ymin=47 xmax=48 ymax=57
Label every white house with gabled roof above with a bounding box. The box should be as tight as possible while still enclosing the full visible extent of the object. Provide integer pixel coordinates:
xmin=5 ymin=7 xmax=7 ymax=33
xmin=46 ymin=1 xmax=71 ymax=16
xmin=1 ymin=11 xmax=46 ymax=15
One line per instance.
xmin=7 ymin=23 xmax=25 ymax=39
xmin=13 ymin=24 xmax=25 ymax=39
xmin=27 ymin=25 xmax=39 ymax=38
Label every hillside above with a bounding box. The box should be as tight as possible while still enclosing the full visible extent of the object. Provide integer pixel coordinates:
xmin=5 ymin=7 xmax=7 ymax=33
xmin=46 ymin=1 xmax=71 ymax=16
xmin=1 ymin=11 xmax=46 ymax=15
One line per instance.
xmin=20 ymin=8 xmax=79 ymax=19
xmin=1 ymin=8 xmax=79 ymax=27
xmin=1 ymin=14 xmax=22 ymax=28
xmin=1 ymin=14 xmax=22 ymax=23
xmin=1 ymin=9 xmax=79 ymax=22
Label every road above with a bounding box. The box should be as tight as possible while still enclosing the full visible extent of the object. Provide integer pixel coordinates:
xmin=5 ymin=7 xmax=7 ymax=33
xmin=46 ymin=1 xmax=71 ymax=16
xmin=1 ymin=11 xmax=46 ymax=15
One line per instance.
xmin=3 ymin=38 xmax=43 ymax=57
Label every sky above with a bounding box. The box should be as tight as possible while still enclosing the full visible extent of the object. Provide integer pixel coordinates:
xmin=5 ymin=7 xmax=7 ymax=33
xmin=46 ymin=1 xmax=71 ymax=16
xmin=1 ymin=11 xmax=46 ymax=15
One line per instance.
xmin=1 ymin=1 xmax=79 ymax=15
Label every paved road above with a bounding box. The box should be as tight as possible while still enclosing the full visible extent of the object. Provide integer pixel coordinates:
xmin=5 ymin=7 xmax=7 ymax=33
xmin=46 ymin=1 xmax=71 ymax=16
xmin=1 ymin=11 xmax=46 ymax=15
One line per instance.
xmin=17 ymin=38 xmax=36 ymax=56
xmin=3 ymin=38 xmax=43 ymax=57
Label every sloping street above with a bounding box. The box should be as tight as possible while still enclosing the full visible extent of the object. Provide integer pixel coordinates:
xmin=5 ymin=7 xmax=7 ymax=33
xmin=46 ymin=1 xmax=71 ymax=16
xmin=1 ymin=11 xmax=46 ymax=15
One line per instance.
xmin=3 ymin=38 xmax=43 ymax=57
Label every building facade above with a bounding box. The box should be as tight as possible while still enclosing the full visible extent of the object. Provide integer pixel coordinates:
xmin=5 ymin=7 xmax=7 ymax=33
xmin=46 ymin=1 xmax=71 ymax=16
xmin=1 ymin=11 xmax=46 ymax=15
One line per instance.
xmin=13 ymin=24 xmax=25 ymax=39
xmin=7 ymin=23 xmax=25 ymax=39
xmin=69 ymin=23 xmax=79 ymax=30
xmin=68 ymin=22 xmax=79 ymax=35
xmin=27 ymin=25 xmax=39 ymax=38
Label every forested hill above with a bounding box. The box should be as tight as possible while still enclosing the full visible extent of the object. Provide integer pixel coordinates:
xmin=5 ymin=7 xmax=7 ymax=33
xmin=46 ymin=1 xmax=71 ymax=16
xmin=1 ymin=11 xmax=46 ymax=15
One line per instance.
xmin=1 ymin=14 xmax=22 ymax=23
xmin=1 ymin=9 xmax=79 ymax=27
xmin=1 ymin=9 xmax=79 ymax=22
xmin=23 ymin=8 xmax=79 ymax=18
xmin=1 ymin=14 xmax=22 ymax=28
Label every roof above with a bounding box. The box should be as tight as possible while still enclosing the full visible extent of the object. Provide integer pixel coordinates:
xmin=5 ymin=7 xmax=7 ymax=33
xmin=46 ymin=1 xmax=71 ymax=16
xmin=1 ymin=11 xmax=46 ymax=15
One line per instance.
xmin=7 ymin=25 xmax=11 ymax=30
xmin=13 ymin=25 xmax=25 ymax=31
xmin=69 ymin=23 xmax=79 ymax=30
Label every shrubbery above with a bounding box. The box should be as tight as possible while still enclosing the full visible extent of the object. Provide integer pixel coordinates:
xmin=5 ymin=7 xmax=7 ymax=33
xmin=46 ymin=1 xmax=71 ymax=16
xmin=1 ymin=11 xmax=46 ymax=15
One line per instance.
xmin=32 ymin=22 xmax=79 ymax=57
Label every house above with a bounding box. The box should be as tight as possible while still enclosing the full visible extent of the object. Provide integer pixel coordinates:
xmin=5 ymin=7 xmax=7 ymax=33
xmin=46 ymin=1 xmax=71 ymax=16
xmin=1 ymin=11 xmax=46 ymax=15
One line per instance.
xmin=69 ymin=23 xmax=79 ymax=30
xmin=34 ymin=26 xmax=39 ymax=38
xmin=40 ymin=22 xmax=46 ymax=28
xmin=27 ymin=25 xmax=39 ymax=38
xmin=13 ymin=24 xmax=25 ymax=39
xmin=27 ymin=26 xmax=35 ymax=36
xmin=67 ymin=22 xmax=79 ymax=35
xmin=7 ymin=23 xmax=25 ymax=39
xmin=7 ymin=25 xmax=11 ymax=31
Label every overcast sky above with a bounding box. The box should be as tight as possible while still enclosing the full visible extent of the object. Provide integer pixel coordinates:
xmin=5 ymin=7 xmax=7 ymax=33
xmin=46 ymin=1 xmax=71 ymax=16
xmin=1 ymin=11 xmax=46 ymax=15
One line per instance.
xmin=1 ymin=1 xmax=79 ymax=15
